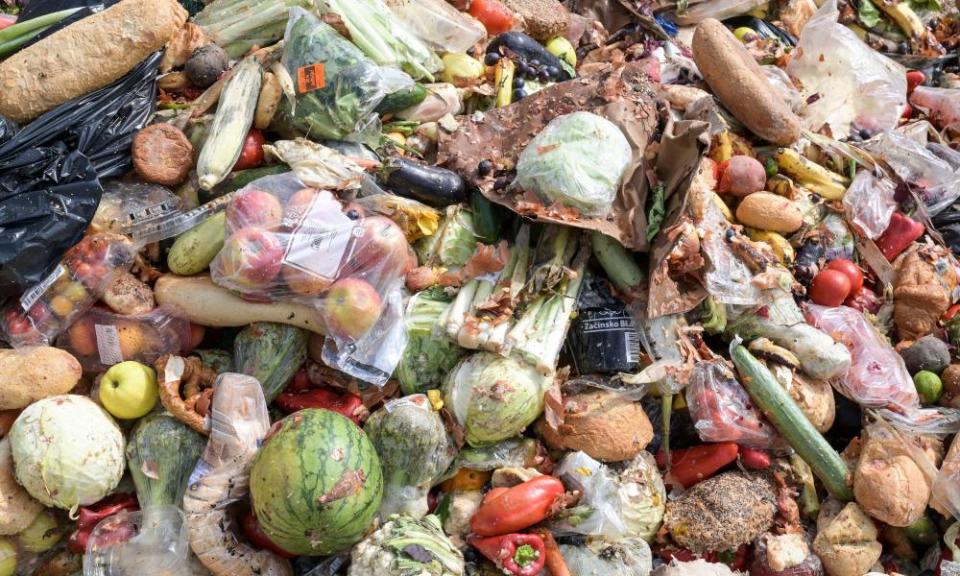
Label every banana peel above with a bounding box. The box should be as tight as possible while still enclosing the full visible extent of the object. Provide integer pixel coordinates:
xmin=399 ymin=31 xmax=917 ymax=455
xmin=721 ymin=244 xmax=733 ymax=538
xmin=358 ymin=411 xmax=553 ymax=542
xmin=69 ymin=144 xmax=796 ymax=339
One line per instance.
xmin=749 ymin=229 xmax=795 ymax=265
xmin=494 ymin=58 xmax=514 ymax=108
xmin=710 ymin=131 xmax=733 ymax=164
xmin=774 ymin=148 xmax=849 ymax=201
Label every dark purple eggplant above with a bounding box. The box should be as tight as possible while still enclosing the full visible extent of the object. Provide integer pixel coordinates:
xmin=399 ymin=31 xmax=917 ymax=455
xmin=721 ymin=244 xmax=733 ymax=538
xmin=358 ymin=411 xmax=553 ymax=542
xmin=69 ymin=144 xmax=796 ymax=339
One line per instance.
xmin=383 ymin=158 xmax=467 ymax=207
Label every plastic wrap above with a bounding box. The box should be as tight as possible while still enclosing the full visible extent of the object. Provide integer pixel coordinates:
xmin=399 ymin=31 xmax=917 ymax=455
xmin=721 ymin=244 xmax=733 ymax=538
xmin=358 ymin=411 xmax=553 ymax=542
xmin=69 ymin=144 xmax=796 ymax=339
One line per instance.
xmin=559 ymin=537 xmax=653 ymax=576
xmin=515 ymin=112 xmax=632 ymax=218
xmin=673 ymin=0 xmax=768 ymax=24
xmin=388 ymin=0 xmax=486 ymax=54
xmin=56 ymin=307 xmax=192 ymax=372
xmin=843 ymin=170 xmax=897 ymax=239
xmin=804 ymin=304 xmax=919 ymax=410
xmin=208 ymin=172 xmax=410 ymax=386
xmin=90 ymin=182 xmax=183 ymax=235
xmin=818 ymin=214 xmax=856 ymax=262
xmin=864 ymin=131 xmax=960 ymax=216
xmin=786 ymin=0 xmax=906 ymax=137
xmin=0 ymin=233 xmax=137 ymax=347
xmin=83 ymin=506 xmax=200 ymax=576
xmin=273 ymin=8 xmax=414 ymax=146
xmin=686 ymin=359 xmax=782 ymax=448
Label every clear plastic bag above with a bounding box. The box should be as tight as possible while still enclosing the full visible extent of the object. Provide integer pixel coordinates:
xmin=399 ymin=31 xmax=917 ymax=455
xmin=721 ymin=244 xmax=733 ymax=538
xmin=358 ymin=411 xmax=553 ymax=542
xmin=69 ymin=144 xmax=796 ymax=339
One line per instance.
xmin=843 ymin=170 xmax=897 ymax=239
xmin=0 ymin=233 xmax=136 ymax=347
xmin=56 ymin=307 xmax=192 ymax=372
xmin=559 ymin=537 xmax=653 ymax=576
xmin=864 ymin=130 xmax=960 ymax=216
xmin=786 ymin=0 xmax=906 ymax=137
xmin=804 ymin=304 xmax=919 ymax=410
xmin=686 ymin=359 xmax=783 ymax=448
xmin=208 ymin=172 xmax=410 ymax=386
xmin=673 ymin=0 xmax=768 ymax=24
xmin=84 ymin=506 xmax=200 ymax=576
xmin=388 ymin=0 xmax=486 ymax=54
xmin=273 ymin=8 xmax=414 ymax=146
xmin=90 ymin=182 xmax=183 ymax=235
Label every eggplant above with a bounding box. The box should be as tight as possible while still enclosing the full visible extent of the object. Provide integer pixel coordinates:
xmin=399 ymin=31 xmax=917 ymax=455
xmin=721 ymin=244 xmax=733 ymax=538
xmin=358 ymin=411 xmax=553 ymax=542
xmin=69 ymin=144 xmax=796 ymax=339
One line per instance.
xmin=384 ymin=158 xmax=467 ymax=207
xmin=485 ymin=32 xmax=572 ymax=81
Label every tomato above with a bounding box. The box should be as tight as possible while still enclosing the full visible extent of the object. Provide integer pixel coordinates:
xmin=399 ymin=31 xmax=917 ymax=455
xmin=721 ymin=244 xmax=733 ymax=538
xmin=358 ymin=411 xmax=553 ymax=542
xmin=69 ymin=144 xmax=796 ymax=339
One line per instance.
xmin=907 ymin=70 xmax=926 ymax=94
xmin=470 ymin=476 xmax=565 ymax=537
xmin=241 ymin=512 xmax=296 ymax=558
xmin=233 ymin=129 xmax=265 ymax=171
xmin=469 ymin=0 xmax=514 ymax=35
xmin=824 ymin=258 xmax=864 ymax=293
xmin=810 ymin=269 xmax=852 ymax=307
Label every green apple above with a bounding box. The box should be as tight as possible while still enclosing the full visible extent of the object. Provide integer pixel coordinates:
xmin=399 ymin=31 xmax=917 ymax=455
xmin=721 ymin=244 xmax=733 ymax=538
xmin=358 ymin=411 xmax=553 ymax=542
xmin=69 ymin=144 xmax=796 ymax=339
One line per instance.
xmin=0 ymin=538 xmax=16 ymax=576
xmin=99 ymin=361 xmax=158 ymax=420
xmin=17 ymin=511 xmax=61 ymax=553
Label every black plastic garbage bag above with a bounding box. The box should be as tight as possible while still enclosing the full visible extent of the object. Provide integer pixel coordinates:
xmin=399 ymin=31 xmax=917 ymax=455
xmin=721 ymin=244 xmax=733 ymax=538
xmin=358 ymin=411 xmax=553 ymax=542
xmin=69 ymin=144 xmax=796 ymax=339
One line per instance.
xmin=0 ymin=52 xmax=161 ymax=307
xmin=934 ymin=203 xmax=960 ymax=258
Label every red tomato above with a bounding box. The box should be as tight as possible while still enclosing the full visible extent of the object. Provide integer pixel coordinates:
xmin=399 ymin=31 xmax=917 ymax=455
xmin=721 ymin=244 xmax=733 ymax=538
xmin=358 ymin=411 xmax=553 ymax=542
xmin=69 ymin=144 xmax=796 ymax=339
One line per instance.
xmin=469 ymin=0 xmax=514 ymax=35
xmin=810 ymin=269 xmax=852 ymax=307
xmin=242 ymin=512 xmax=296 ymax=558
xmin=824 ymin=258 xmax=864 ymax=293
xmin=907 ymin=70 xmax=926 ymax=94
xmin=470 ymin=476 xmax=565 ymax=536
xmin=233 ymin=129 xmax=265 ymax=171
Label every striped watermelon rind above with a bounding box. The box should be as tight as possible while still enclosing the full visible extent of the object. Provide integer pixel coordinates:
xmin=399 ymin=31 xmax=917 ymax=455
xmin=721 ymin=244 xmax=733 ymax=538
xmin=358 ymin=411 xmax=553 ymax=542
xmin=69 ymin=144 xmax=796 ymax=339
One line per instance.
xmin=249 ymin=408 xmax=383 ymax=556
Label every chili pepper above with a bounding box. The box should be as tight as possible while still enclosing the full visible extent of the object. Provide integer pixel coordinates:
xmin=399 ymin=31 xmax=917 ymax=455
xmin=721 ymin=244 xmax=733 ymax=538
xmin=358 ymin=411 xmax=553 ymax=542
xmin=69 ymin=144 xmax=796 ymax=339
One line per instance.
xmin=470 ymin=533 xmax=546 ymax=576
xmin=275 ymin=387 xmax=367 ymax=424
xmin=470 ymin=476 xmax=565 ymax=537
xmin=876 ymin=212 xmax=924 ymax=261
xmin=67 ymin=492 xmax=139 ymax=553
xmin=943 ymin=304 xmax=960 ymax=323
xmin=907 ymin=70 xmax=926 ymax=94
xmin=534 ymin=528 xmax=571 ymax=576
xmin=656 ymin=442 xmax=739 ymax=488
xmin=738 ymin=446 xmax=771 ymax=469
xmin=242 ymin=511 xmax=296 ymax=558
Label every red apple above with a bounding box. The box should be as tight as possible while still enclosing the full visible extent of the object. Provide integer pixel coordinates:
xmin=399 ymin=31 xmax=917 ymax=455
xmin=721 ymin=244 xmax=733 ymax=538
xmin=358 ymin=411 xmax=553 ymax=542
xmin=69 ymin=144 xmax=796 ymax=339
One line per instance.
xmin=321 ymin=278 xmax=382 ymax=341
xmin=226 ymin=189 xmax=283 ymax=232
xmin=339 ymin=216 xmax=410 ymax=282
xmin=213 ymin=228 xmax=284 ymax=290
xmin=282 ymin=264 xmax=333 ymax=298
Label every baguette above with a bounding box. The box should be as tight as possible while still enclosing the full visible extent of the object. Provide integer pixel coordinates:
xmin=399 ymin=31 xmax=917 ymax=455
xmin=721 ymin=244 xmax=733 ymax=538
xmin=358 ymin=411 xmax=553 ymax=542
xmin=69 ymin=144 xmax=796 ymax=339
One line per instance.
xmin=155 ymin=275 xmax=324 ymax=333
xmin=0 ymin=0 xmax=187 ymax=122
xmin=692 ymin=18 xmax=801 ymax=145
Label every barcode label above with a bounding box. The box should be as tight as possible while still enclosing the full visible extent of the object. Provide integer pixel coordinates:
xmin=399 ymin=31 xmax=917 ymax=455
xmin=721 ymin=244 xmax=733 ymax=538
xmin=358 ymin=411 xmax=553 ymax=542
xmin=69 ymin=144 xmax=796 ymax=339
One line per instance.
xmin=625 ymin=330 xmax=640 ymax=364
xmin=20 ymin=266 xmax=65 ymax=310
xmin=95 ymin=324 xmax=124 ymax=365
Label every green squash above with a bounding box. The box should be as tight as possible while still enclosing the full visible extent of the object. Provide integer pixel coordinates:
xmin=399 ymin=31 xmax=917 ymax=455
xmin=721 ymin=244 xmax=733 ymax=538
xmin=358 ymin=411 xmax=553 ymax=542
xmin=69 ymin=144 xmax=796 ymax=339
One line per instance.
xmin=233 ymin=322 xmax=308 ymax=402
xmin=249 ymin=409 xmax=383 ymax=556
xmin=125 ymin=412 xmax=205 ymax=508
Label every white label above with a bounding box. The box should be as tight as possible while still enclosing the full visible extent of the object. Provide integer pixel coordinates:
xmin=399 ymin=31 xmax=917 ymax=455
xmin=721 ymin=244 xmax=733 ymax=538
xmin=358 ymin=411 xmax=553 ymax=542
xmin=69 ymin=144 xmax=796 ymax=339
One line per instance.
xmin=625 ymin=330 xmax=640 ymax=364
xmin=95 ymin=324 xmax=124 ymax=365
xmin=20 ymin=265 xmax=65 ymax=311
xmin=282 ymin=194 xmax=357 ymax=283
xmin=384 ymin=394 xmax=426 ymax=413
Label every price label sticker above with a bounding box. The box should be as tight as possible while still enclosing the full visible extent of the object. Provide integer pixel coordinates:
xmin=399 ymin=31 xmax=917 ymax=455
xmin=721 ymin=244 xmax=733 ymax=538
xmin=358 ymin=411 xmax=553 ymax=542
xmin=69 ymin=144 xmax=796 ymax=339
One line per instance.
xmin=297 ymin=63 xmax=326 ymax=93
xmin=95 ymin=324 xmax=124 ymax=366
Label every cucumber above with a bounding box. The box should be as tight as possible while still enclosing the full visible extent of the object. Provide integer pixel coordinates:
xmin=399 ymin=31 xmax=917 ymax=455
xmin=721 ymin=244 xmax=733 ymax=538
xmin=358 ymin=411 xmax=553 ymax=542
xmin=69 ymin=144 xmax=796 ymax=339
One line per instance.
xmin=203 ymin=164 xmax=290 ymax=203
xmin=731 ymin=345 xmax=852 ymax=500
xmin=376 ymin=84 xmax=428 ymax=115
xmin=167 ymin=211 xmax=226 ymax=276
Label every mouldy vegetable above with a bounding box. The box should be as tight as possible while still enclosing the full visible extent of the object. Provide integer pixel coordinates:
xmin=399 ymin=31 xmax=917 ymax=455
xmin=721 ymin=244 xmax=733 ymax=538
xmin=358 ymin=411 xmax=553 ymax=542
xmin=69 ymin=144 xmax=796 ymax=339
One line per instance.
xmin=185 ymin=44 xmax=229 ymax=89
xmin=250 ymin=408 xmax=383 ymax=556
xmin=0 ymin=347 xmax=81 ymax=410
xmin=397 ymin=290 xmax=468 ymax=395
xmin=126 ymin=412 xmax=205 ymax=509
xmin=348 ymin=515 xmax=464 ymax=576
xmin=233 ymin=322 xmax=309 ymax=403
xmin=853 ymin=424 xmax=929 ymax=527
xmin=900 ymin=335 xmax=951 ymax=375
xmin=416 ymin=206 xmax=480 ymax=268
xmin=442 ymin=352 xmax=547 ymax=447
xmin=515 ymin=112 xmax=632 ymax=217
xmin=663 ymin=472 xmax=777 ymax=553
xmin=364 ymin=397 xmax=456 ymax=519
xmin=616 ymin=452 xmax=668 ymax=542
xmin=9 ymin=395 xmax=125 ymax=510
xmin=812 ymin=500 xmax=882 ymax=576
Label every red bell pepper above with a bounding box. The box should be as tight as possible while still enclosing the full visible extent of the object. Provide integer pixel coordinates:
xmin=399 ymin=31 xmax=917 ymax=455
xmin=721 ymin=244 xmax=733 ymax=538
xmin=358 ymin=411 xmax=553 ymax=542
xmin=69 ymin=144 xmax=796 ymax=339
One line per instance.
xmin=876 ymin=212 xmax=924 ymax=261
xmin=738 ymin=446 xmax=771 ymax=469
xmin=470 ymin=476 xmax=565 ymax=537
xmin=275 ymin=387 xmax=367 ymax=424
xmin=470 ymin=533 xmax=546 ymax=576
xmin=67 ymin=493 xmax=139 ymax=553
xmin=656 ymin=442 xmax=739 ymax=488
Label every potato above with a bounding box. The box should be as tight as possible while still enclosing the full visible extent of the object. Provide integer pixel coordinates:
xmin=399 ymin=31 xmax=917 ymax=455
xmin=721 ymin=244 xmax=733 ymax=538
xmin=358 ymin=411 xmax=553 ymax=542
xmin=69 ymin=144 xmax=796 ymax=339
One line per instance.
xmin=692 ymin=19 xmax=801 ymax=145
xmin=0 ymin=438 xmax=42 ymax=535
xmin=535 ymin=388 xmax=652 ymax=462
xmin=0 ymin=347 xmax=81 ymax=410
xmin=736 ymin=192 xmax=803 ymax=234
xmin=254 ymin=72 xmax=282 ymax=130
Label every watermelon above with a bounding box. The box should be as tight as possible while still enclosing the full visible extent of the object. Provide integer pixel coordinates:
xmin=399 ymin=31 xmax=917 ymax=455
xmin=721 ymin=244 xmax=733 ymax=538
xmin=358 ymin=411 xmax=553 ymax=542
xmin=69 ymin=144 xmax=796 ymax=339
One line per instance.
xmin=249 ymin=409 xmax=383 ymax=556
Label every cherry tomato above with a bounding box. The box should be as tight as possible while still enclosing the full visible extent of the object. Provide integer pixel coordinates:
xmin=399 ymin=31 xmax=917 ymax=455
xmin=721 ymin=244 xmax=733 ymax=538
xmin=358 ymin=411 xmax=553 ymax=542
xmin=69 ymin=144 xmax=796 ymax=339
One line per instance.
xmin=242 ymin=512 xmax=296 ymax=558
xmin=824 ymin=258 xmax=864 ymax=293
xmin=810 ymin=269 xmax=852 ymax=307
xmin=907 ymin=70 xmax=926 ymax=94
xmin=469 ymin=0 xmax=514 ymax=35
xmin=233 ymin=129 xmax=265 ymax=171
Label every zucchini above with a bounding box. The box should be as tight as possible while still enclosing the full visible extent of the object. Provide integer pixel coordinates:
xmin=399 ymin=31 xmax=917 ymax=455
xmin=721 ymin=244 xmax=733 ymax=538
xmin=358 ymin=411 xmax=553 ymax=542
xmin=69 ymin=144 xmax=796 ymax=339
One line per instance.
xmin=731 ymin=345 xmax=852 ymax=500
xmin=196 ymin=56 xmax=262 ymax=190
xmin=384 ymin=157 xmax=467 ymax=207
xmin=203 ymin=164 xmax=291 ymax=203
xmin=376 ymin=84 xmax=428 ymax=115
xmin=126 ymin=412 xmax=205 ymax=508
xmin=486 ymin=32 xmax=572 ymax=81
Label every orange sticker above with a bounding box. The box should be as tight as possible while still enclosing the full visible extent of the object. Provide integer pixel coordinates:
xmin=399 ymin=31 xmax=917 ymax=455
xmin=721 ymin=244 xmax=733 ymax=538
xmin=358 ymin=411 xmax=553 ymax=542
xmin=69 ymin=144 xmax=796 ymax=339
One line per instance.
xmin=296 ymin=63 xmax=326 ymax=93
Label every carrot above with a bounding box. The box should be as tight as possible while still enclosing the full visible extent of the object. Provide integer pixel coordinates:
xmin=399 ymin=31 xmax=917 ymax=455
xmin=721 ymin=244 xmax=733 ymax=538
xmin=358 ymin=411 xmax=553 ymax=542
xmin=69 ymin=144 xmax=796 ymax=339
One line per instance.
xmin=535 ymin=529 xmax=571 ymax=576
